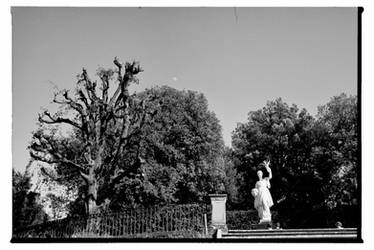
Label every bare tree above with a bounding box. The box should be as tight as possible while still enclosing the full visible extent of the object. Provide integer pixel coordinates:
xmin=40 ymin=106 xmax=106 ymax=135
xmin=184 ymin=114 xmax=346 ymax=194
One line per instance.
xmin=29 ymin=58 xmax=157 ymax=215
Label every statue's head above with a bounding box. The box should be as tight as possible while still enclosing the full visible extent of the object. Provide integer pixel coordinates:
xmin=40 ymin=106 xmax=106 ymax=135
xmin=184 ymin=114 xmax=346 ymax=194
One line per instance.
xmin=257 ymin=170 xmax=263 ymax=179
xmin=251 ymin=188 xmax=258 ymax=197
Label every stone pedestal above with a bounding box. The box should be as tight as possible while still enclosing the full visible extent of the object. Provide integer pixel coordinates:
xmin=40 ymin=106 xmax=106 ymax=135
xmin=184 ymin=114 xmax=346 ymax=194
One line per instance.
xmin=209 ymin=194 xmax=228 ymax=233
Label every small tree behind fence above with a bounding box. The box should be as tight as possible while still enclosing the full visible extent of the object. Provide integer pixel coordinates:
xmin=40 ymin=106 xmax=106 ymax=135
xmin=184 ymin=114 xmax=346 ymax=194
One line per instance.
xmin=13 ymin=204 xmax=210 ymax=238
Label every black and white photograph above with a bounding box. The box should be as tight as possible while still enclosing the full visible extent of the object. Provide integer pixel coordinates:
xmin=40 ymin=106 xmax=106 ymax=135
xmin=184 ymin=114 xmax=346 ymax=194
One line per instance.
xmin=10 ymin=6 xmax=362 ymax=243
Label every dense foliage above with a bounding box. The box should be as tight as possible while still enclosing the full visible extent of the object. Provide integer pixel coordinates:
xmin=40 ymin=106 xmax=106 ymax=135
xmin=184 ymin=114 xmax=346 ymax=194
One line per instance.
xmin=226 ymin=210 xmax=280 ymax=230
xmin=12 ymin=169 xmax=48 ymax=231
xmin=108 ymin=86 xmax=226 ymax=208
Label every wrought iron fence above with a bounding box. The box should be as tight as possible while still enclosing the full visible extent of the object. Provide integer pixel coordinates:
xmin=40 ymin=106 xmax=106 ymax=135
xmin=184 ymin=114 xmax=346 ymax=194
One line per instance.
xmin=13 ymin=204 xmax=210 ymax=238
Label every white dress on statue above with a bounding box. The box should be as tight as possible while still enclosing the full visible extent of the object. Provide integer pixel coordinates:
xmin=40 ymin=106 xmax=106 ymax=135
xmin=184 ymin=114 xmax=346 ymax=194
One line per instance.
xmin=254 ymin=179 xmax=274 ymax=223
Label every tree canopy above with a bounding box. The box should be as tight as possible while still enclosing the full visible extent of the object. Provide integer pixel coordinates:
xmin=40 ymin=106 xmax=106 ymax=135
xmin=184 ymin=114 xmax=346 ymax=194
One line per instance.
xmin=315 ymin=94 xmax=358 ymax=211
xmin=107 ymin=86 xmax=226 ymax=209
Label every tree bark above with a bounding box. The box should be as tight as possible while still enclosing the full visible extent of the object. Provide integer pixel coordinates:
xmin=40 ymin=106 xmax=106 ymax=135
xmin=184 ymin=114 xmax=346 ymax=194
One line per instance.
xmin=87 ymin=185 xmax=97 ymax=215
xmin=86 ymin=168 xmax=98 ymax=215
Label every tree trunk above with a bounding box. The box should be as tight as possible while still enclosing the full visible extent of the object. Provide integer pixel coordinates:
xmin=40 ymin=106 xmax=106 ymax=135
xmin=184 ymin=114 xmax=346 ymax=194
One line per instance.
xmin=87 ymin=196 xmax=97 ymax=215
xmin=85 ymin=168 xmax=98 ymax=215
xmin=85 ymin=182 xmax=98 ymax=215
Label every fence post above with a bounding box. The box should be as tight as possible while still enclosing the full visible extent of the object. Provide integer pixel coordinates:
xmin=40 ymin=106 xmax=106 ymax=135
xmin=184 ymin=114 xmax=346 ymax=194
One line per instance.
xmin=204 ymin=213 xmax=208 ymax=236
xmin=209 ymin=194 xmax=228 ymax=233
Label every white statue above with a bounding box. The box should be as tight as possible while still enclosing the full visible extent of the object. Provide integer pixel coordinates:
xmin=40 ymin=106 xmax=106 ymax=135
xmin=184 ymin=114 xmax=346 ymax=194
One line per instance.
xmin=251 ymin=160 xmax=274 ymax=223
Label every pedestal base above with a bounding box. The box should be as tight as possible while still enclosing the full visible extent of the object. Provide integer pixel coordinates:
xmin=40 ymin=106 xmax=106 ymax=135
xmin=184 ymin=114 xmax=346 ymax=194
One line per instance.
xmin=212 ymin=224 xmax=229 ymax=238
xmin=211 ymin=224 xmax=228 ymax=233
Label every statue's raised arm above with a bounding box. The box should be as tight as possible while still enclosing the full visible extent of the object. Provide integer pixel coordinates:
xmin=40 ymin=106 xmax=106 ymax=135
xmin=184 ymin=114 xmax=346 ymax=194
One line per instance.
xmin=264 ymin=160 xmax=272 ymax=180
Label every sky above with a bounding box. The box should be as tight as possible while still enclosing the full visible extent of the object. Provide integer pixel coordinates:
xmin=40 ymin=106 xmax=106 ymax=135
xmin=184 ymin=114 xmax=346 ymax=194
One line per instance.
xmin=12 ymin=7 xmax=358 ymax=172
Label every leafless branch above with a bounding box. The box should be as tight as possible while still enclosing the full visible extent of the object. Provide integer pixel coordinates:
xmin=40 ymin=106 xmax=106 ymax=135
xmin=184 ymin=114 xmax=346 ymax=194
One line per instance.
xmin=38 ymin=110 xmax=82 ymax=130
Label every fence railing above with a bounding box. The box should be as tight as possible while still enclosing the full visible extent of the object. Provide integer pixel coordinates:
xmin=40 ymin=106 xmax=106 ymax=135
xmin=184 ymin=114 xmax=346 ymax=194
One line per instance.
xmin=13 ymin=204 xmax=210 ymax=238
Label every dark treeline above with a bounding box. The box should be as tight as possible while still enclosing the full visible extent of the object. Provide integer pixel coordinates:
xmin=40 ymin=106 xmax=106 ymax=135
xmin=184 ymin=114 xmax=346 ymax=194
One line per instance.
xmin=13 ymin=59 xmax=358 ymax=230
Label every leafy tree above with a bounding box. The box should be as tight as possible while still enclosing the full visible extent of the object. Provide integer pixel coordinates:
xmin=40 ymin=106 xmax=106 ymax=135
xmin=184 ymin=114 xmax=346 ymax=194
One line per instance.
xmin=29 ymin=58 xmax=159 ymax=215
xmin=222 ymin=147 xmax=241 ymax=209
xmin=232 ymin=98 xmax=316 ymax=211
xmin=108 ymin=86 xmax=226 ymax=208
xmin=231 ymin=95 xmax=358 ymax=228
xmin=12 ymin=169 xmax=48 ymax=231
xmin=312 ymin=94 xmax=358 ymax=226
